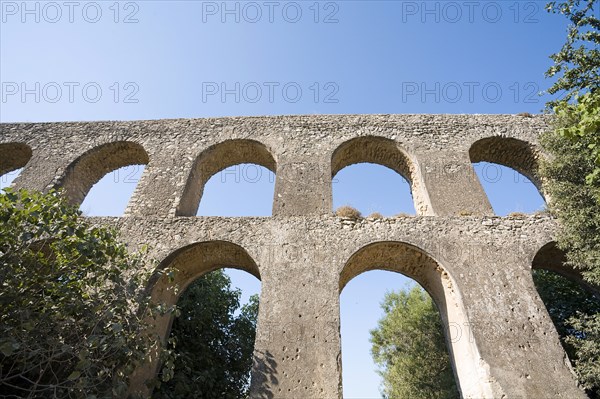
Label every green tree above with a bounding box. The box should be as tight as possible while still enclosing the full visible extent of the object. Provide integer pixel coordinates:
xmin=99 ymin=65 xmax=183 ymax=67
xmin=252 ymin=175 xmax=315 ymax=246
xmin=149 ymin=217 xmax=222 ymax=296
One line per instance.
xmin=0 ymin=189 xmax=166 ymax=398
xmin=566 ymin=311 xmax=600 ymax=396
xmin=541 ymin=94 xmax=600 ymax=286
xmin=541 ymin=1 xmax=600 ymax=394
xmin=540 ymin=97 xmax=600 ymax=395
xmin=370 ymin=285 xmax=458 ymax=399
xmin=545 ymin=0 xmax=600 ymax=107
xmin=553 ymin=92 xmax=600 ymax=185
xmin=155 ymin=270 xmax=259 ymax=399
xmin=533 ymin=269 xmax=600 ymax=350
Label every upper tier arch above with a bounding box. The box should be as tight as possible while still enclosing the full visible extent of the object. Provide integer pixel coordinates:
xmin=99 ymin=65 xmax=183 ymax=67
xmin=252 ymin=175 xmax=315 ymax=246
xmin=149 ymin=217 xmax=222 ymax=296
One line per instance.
xmin=57 ymin=141 xmax=149 ymax=205
xmin=469 ymin=136 xmax=543 ymax=196
xmin=176 ymin=139 xmax=276 ymax=216
xmin=331 ymin=136 xmax=414 ymax=182
xmin=0 ymin=115 xmax=551 ymax=217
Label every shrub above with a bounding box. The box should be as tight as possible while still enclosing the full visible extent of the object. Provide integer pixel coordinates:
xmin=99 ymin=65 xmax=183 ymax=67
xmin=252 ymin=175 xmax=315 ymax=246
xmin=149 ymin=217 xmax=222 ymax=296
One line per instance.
xmin=507 ymin=212 xmax=527 ymax=218
xmin=395 ymin=213 xmax=412 ymax=218
xmin=335 ymin=206 xmax=362 ymax=219
xmin=0 ymin=188 xmax=168 ymax=397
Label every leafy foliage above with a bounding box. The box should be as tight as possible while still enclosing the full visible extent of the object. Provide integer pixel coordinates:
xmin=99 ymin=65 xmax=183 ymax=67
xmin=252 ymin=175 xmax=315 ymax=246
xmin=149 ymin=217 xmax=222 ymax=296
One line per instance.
xmin=545 ymin=0 xmax=600 ymax=106
xmin=370 ymin=285 xmax=458 ymax=399
xmin=541 ymin=93 xmax=600 ymax=286
xmin=533 ymin=269 xmax=600 ymax=397
xmin=0 ymin=189 xmax=166 ymax=398
xmin=540 ymin=91 xmax=600 ymax=397
xmin=566 ymin=312 xmax=600 ymax=394
xmin=554 ymin=92 xmax=600 ymax=184
xmin=532 ymin=270 xmax=600 ymax=346
xmin=542 ymin=3 xmax=600 ymax=393
xmin=155 ymin=270 xmax=259 ymax=399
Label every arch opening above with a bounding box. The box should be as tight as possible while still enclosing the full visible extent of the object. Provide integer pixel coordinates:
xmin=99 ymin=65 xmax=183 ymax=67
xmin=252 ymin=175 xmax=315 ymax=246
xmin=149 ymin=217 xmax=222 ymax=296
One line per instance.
xmin=148 ymin=241 xmax=262 ymax=396
xmin=333 ymin=163 xmax=416 ymax=217
xmin=57 ymin=141 xmax=149 ymax=213
xmin=531 ymin=242 xmax=600 ymax=398
xmin=472 ymin=162 xmax=545 ymax=215
xmin=340 ymin=270 xmax=456 ymax=398
xmin=0 ymin=143 xmax=32 ymax=189
xmin=79 ymin=164 xmax=146 ymax=216
xmin=470 ymin=137 xmax=546 ymax=215
xmin=532 ymin=242 xmax=599 ymax=296
xmin=469 ymin=137 xmax=541 ymax=189
xmin=331 ymin=137 xmax=419 ymax=216
xmin=177 ymin=140 xmax=276 ymax=216
xmin=197 ymin=163 xmax=275 ymax=217
xmin=339 ymin=241 xmax=493 ymax=398
xmin=1 ymin=168 xmax=23 ymax=191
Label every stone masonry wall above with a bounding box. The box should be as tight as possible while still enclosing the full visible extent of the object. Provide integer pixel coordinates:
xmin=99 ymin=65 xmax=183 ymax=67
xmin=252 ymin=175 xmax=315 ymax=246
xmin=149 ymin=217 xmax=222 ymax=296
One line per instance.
xmin=0 ymin=114 xmax=588 ymax=398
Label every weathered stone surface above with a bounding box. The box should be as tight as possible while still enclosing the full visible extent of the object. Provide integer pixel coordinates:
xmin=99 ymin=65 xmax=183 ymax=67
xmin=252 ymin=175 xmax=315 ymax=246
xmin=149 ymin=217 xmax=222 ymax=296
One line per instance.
xmin=0 ymin=114 xmax=587 ymax=398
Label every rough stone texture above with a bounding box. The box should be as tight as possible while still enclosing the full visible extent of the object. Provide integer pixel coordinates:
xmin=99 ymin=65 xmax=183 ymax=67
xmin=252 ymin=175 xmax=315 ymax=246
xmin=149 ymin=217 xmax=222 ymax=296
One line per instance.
xmin=0 ymin=114 xmax=588 ymax=398
xmin=0 ymin=142 xmax=32 ymax=176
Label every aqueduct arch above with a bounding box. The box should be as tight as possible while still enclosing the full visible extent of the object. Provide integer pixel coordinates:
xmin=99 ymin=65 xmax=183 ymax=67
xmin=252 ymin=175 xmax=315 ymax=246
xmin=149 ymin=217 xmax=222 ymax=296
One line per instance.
xmin=176 ymin=139 xmax=276 ymax=216
xmin=331 ymin=136 xmax=430 ymax=215
xmin=331 ymin=136 xmax=413 ymax=180
xmin=0 ymin=114 xmax=588 ymax=398
xmin=57 ymin=141 xmax=149 ymax=206
xmin=340 ymin=241 xmax=494 ymax=398
xmin=133 ymin=240 xmax=261 ymax=392
xmin=149 ymin=240 xmax=261 ymax=311
xmin=469 ymin=136 xmax=545 ymax=199
xmin=532 ymin=241 xmax=600 ymax=298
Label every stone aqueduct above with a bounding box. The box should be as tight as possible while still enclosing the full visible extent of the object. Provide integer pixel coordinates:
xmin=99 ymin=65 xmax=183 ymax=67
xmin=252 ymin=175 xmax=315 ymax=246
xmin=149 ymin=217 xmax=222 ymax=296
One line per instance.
xmin=0 ymin=114 xmax=591 ymax=398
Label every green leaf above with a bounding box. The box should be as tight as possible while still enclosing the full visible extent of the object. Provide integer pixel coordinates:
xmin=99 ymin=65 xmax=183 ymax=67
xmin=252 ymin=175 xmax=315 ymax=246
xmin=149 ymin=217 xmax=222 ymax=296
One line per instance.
xmin=0 ymin=189 xmax=163 ymax=396
xmin=0 ymin=341 xmax=18 ymax=357
xmin=67 ymin=371 xmax=81 ymax=380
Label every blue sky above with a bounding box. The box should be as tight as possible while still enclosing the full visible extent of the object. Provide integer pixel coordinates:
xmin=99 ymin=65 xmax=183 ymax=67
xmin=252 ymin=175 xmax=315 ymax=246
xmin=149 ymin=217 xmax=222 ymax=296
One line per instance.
xmin=1 ymin=1 xmax=561 ymax=397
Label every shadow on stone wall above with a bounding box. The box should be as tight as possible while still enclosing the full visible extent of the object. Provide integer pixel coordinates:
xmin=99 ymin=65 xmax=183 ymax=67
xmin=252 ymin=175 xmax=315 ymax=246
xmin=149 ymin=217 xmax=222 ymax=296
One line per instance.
xmin=250 ymin=350 xmax=278 ymax=399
